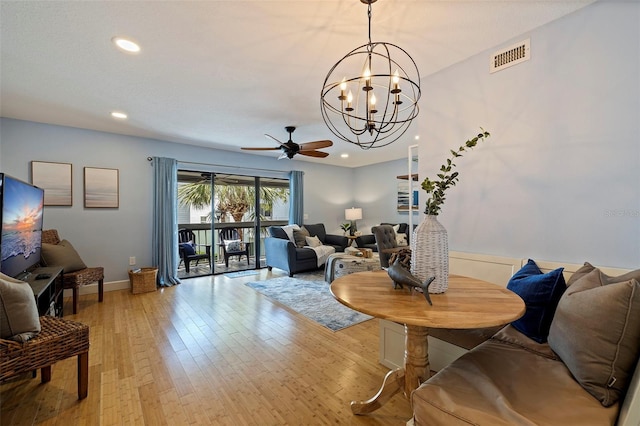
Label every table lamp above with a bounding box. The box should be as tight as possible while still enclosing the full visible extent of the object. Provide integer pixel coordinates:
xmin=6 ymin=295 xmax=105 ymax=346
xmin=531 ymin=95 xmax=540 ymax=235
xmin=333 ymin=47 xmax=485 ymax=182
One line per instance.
xmin=345 ymin=207 xmax=362 ymax=236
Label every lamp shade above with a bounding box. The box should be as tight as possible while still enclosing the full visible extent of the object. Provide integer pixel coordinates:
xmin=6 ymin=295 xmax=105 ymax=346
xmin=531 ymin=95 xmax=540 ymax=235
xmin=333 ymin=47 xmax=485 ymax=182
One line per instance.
xmin=345 ymin=208 xmax=363 ymax=221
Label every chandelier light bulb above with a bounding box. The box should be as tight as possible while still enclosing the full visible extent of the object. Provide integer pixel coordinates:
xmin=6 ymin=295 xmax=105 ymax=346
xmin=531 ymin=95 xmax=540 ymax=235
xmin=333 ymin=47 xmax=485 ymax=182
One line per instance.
xmin=392 ymin=69 xmax=401 ymax=93
xmin=363 ymin=68 xmax=372 ymax=89
xmin=346 ymin=90 xmax=354 ymax=111
xmin=339 ymin=78 xmax=347 ymax=100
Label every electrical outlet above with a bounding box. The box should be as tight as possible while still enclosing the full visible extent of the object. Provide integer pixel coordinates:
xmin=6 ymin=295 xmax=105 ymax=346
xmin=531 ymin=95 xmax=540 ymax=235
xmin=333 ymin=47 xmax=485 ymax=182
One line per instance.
xmin=129 ymin=257 xmax=136 ymax=265
xmin=303 ymin=213 xmax=309 ymax=220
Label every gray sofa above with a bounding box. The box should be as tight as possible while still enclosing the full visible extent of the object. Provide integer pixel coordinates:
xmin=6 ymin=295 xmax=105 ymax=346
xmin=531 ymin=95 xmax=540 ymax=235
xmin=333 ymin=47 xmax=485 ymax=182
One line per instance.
xmin=265 ymin=224 xmax=348 ymax=277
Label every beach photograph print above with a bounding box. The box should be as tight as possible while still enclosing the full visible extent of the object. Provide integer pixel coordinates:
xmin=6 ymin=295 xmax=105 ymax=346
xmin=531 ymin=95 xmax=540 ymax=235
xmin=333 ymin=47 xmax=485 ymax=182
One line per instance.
xmin=397 ymin=179 xmax=418 ymax=212
xmin=31 ymin=161 xmax=72 ymax=206
xmin=84 ymin=167 xmax=119 ymax=208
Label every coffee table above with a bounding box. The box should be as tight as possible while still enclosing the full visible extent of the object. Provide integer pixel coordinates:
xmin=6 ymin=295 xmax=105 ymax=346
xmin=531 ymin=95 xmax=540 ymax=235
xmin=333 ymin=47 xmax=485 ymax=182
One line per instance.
xmin=330 ymin=270 xmax=525 ymax=414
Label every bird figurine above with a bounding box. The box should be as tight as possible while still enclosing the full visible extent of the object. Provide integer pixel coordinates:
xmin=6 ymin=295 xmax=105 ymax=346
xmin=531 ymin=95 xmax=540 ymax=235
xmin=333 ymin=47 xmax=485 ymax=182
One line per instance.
xmin=387 ymin=258 xmax=436 ymax=306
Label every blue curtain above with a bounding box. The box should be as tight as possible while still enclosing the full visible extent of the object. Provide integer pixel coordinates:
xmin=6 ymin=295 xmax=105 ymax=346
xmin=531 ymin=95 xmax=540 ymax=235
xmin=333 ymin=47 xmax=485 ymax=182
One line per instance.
xmin=152 ymin=157 xmax=181 ymax=286
xmin=289 ymin=170 xmax=304 ymax=225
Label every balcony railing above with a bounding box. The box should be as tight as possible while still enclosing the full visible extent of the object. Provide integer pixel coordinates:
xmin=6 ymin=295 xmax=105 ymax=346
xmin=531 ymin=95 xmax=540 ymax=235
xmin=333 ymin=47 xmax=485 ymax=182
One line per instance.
xmin=178 ymin=220 xmax=287 ymax=269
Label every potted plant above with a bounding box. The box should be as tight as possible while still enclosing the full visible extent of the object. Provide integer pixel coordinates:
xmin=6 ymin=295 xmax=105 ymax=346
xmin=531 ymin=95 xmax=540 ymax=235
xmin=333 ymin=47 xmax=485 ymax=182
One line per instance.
xmin=411 ymin=129 xmax=490 ymax=293
xmin=421 ymin=129 xmax=490 ymax=216
xmin=339 ymin=222 xmax=351 ymax=236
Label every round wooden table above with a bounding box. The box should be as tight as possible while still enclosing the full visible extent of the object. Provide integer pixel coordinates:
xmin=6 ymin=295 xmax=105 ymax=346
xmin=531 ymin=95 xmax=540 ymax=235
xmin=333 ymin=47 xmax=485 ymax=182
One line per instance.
xmin=330 ymin=270 xmax=525 ymax=415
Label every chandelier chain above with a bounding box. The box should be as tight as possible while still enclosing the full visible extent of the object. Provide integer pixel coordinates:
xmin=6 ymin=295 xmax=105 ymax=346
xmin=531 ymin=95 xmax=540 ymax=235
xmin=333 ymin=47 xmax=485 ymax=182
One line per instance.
xmin=367 ymin=3 xmax=372 ymax=46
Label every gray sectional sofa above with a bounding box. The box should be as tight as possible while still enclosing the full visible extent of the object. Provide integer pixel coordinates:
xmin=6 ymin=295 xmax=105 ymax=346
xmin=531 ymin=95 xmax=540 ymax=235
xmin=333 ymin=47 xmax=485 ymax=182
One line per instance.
xmin=265 ymin=224 xmax=348 ymax=277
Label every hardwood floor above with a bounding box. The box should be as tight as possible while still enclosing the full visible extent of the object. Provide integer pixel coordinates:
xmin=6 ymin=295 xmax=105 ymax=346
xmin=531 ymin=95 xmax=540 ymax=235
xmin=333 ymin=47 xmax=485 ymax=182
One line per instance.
xmin=1 ymin=270 xmax=412 ymax=425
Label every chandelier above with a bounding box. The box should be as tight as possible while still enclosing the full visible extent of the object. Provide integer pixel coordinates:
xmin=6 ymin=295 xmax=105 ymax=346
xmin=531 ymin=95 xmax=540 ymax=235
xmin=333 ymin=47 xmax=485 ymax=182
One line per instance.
xmin=320 ymin=0 xmax=421 ymax=149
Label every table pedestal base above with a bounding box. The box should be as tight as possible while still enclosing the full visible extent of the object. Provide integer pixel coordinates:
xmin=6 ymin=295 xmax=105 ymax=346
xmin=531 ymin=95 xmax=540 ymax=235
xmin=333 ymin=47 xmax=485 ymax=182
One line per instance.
xmin=351 ymin=368 xmax=405 ymax=415
xmin=351 ymin=325 xmax=430 ymax=415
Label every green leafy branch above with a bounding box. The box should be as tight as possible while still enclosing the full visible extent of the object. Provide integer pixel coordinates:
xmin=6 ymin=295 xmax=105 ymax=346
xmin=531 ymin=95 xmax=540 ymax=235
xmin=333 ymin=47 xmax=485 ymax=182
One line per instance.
xmin=421 ymin=129 xmax=490 ymax=216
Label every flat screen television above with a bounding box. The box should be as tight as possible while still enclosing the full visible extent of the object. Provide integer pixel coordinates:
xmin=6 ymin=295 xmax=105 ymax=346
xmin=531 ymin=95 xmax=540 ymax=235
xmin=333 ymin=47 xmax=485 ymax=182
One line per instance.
xmin=0 ymin=173 xmax=45 ymax=279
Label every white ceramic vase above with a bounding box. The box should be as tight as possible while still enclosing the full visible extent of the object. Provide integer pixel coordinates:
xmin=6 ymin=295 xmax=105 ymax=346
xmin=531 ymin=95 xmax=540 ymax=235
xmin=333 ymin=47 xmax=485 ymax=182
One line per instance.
xmin=410 ymin=215 xmax=449 ymax=293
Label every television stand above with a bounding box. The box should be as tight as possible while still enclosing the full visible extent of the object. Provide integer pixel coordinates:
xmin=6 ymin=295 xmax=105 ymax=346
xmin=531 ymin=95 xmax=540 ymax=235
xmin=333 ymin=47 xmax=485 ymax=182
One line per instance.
xmin=24 ymin=266 xmax=64 ymax=317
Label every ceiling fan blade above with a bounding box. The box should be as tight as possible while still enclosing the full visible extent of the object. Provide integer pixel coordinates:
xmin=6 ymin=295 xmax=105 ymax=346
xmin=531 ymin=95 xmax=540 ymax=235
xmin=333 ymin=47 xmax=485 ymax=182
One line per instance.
xmin=241 ymin=147 xmax=281 ymax=151
xmin=298 ymin=150 xmax=330 ymax=158
xmin=265 ymin=134 xmax=286 ymax=146
xmin=298 ymin=140 xmax=333 ymax=150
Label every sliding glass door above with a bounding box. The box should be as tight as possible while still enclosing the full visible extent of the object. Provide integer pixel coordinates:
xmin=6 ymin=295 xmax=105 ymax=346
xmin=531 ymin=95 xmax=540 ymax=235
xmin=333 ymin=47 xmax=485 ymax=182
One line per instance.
xmin=177 ymin=169 xmax=289 ymax=278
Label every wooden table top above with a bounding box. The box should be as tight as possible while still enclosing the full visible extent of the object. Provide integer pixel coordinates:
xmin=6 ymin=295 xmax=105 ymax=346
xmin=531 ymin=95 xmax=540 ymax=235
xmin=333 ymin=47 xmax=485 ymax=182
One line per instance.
xmin=330 ymin=270 xmax=525 ymax=329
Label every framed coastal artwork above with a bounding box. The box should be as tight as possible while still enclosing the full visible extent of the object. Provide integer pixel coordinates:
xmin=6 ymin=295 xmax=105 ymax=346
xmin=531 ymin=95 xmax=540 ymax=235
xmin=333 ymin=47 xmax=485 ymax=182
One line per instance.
xmin=84 ymin=167 xmax=119 ymax=208
xmin=31 ymin=161 xmax=73 ymax=206
xmin=397 ymin=179 xmax=419 ymax=212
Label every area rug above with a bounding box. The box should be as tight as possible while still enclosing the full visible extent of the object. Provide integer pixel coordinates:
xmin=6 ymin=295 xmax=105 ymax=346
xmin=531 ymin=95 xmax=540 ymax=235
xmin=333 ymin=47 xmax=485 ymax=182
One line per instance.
xmin=245 ymin=277 xmax=373 ymax=331
xmin=225 ymin=270 xmax=260 ymax=278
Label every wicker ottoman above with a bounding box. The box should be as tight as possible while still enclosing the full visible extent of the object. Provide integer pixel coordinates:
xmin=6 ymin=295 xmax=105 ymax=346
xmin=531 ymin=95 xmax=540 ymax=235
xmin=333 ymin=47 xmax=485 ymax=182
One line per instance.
xmin=324 ymin=253 xmax=382 ymax=283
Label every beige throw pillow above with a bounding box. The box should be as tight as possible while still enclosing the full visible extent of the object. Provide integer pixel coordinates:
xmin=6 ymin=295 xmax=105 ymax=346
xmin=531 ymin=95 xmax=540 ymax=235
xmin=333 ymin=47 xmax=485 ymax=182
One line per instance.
xmin=305 ymin=235 xmax=322 ymax=248
xmin=568 ymin=261 xmax=640 ymax=286
xmin=548 ymin=268 xmax=640 ymax=406
xmin=41 ymin=239 xmax=87 ymax=272
xmin=293 ymin=226 xmax=310 ymax=248
xmin=0 ymin=272 xmax=41 ymax=342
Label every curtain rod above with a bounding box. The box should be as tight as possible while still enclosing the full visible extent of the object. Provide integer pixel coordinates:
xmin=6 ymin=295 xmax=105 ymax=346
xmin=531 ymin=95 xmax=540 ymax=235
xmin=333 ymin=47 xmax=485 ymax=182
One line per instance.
xmin=146 ymin=156 xmax=298 ymax=175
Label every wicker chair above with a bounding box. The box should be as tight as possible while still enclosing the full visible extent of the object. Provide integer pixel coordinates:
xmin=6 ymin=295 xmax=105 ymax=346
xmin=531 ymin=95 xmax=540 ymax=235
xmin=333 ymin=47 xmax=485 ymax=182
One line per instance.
xmin=0 ymin=315 xmax=90 ymax=399
xmin=41 ymin=229 xmax=104 ymax=314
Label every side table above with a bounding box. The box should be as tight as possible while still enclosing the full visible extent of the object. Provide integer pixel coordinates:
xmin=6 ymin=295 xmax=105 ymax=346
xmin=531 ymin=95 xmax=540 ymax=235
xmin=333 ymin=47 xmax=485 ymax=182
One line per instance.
xmin=330 ymin=270 xmax=525 ymax=415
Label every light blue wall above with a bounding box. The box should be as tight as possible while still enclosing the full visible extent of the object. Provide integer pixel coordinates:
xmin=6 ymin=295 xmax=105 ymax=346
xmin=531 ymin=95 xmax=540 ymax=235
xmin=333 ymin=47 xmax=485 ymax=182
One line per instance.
xmin=353 ymin=157 xmax=420 ymax=234
xmin=0 ymin=118 xmax=354 ymax=281
xmin=2 ymin=0 xmax=637 ymax=284
xmin=414 ymin=1 xmax=639 ymax=269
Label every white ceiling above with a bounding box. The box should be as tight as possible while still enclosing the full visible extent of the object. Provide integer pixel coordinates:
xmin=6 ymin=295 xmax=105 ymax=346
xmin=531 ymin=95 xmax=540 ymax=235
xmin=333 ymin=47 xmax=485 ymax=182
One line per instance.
xmin=0 ymin=0 xmax=595 ymax=167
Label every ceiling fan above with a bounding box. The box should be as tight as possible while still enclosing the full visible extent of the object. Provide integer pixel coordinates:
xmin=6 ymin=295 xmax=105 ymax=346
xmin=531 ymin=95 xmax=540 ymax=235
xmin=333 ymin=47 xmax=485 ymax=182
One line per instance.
xmin=241 ymin=126 xmax=333 ymax=159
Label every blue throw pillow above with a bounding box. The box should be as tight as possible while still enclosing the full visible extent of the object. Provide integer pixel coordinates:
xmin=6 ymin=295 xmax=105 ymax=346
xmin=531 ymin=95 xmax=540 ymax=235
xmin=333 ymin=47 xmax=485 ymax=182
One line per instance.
xmin=180 ymin=242 xmax=196 ymax=256
xmin=507 ymin=259 xmax=566 ymax=343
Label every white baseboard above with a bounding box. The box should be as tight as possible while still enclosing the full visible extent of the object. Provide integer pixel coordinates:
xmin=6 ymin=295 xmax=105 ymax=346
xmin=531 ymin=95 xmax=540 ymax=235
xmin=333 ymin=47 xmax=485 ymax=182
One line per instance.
xmin=63 ymin=279 xmax=130 ymax=298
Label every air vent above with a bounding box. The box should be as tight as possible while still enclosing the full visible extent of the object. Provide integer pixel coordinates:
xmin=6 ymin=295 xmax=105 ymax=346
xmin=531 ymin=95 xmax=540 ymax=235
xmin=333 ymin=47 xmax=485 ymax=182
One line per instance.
xmin=490 ymin=39 xmax=530 ymax=73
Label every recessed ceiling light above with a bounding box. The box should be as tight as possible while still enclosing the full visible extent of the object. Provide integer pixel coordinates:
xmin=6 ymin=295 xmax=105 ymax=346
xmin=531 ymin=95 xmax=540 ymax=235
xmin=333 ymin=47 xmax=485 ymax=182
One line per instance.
xmin=341 ymin=153 xmax=349 ymax=158
xmin=111 ymin=111 xmax=128 ymax=119
xmin=112 ymin=37 xmax=140 ymax=53
xmin=414 ymin=135 xmax=420 ymax=140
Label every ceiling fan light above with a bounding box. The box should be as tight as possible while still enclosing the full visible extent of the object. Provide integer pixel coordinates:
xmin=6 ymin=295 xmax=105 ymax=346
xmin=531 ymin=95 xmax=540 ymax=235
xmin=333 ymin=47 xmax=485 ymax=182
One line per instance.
xmin=242 ymin=126 xmax=333 ymax=160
